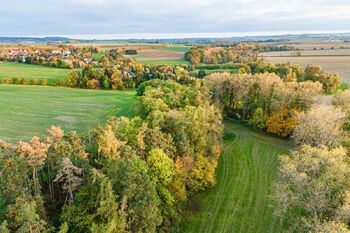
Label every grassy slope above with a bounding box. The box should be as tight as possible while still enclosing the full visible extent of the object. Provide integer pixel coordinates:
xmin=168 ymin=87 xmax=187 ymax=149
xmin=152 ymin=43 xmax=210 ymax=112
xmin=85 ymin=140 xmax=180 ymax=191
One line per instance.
xmin=177 ymin=119 xmax=289 ymax=233
xmin=0 ymin=85 xmax=136 ymax=142
xmin=0 ymin=62 xmax=71 ymax=81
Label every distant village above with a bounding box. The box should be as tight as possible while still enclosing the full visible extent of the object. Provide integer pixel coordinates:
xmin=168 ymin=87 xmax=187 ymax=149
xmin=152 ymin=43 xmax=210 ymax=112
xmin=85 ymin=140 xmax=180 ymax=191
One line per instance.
xmin=0 ymin=46 xmax=103 ymax=68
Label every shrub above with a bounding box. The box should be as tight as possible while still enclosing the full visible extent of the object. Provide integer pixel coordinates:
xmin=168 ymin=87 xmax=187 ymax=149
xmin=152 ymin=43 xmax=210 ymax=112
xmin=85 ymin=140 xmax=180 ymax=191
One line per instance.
xmin=51 ymin=80 xmax=58 ymax=86
xmin=1 ymin=78 xmax=10 ymax=84
xmin=41 ymin=79 xmax=48 ymax=86
xmin=20 ymin=78 xmax=29 ymax=85
xmin=11 ymin=77 xmax=20 ymax=84
xmin=87 ymin=79 xmax=100 ymax=89
xmin=31 ymin=79 xmax=39 ymax=85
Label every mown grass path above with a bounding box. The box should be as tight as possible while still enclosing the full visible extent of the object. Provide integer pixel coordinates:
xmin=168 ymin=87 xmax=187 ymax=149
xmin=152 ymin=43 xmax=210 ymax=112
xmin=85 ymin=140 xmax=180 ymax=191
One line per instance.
xmin=177 ymin=119 xmax=289 ymax=233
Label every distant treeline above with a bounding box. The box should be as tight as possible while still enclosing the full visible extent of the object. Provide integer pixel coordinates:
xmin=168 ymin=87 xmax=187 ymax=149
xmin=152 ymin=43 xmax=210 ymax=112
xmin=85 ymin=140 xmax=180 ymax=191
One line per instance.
xmin=66 ymin=62 xmax=193 ymax=90
xmin=184 ymin=43 xmax=297 ymax=65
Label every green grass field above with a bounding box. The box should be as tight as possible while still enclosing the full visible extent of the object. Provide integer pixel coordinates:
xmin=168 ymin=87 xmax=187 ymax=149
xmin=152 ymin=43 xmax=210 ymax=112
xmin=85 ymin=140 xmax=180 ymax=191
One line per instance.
xmin=0 ymin=62 xmax=71 ymax=82
xmin=92 ymin=53 xmax=104 ymax=61
xmin=193 ymin=69 xmax=238 ymax=75
xmin=139 ymin=60 xmax=190 ymax=65
xmin=124 ymin=54 xmax=147 ymax=59
xmin=0 ymin=85 xmax=136 ymax=142
xmin=177 ymin=119 xmax=290 ymax=233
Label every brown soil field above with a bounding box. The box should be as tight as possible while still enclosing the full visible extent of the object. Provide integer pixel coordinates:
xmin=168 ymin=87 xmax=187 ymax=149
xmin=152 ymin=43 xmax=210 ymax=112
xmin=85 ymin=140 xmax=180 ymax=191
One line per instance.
xmin=137 ymin=49 xmax=184 ymax=61
xmin=260 ymin=49 xmax=350 ymax=57
xmin=264 ymin=38 xmax=350 ymax=50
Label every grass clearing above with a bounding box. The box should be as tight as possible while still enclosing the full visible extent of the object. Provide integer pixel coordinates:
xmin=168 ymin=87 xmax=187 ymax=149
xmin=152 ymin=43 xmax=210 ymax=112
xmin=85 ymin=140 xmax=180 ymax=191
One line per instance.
xmin=92 ymin=53 xmax=104 ymax=61
xmin=0 ymin=85 xmax=136 ymax=142
xmin=0 ymin=62 xmax=71 ymax=82
xmin=177 ymin=119 xmax=290 ymax=233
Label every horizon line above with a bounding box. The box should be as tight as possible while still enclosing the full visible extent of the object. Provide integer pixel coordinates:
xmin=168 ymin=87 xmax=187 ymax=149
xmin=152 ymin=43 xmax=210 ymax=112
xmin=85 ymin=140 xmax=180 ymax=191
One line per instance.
xmin=1 ymin=30 xmax=350 ymax=40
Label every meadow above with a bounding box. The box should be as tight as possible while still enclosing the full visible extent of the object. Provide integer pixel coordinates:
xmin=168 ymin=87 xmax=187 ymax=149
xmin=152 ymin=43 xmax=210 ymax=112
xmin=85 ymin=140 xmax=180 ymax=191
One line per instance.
xmin=139 ymin=59 xmax=190 ymax=65
xmin=0 ymin=62 xmax=71 ymax=82
xmin=193 ymin=69 xmax=238 ymax=75
xmin=177 ymin=119 xmax=290 ymax=233
xmin=0 ymin=85 xmax=136 ymax=142
xmin=157 ymin=44 xmax=192 ymax=52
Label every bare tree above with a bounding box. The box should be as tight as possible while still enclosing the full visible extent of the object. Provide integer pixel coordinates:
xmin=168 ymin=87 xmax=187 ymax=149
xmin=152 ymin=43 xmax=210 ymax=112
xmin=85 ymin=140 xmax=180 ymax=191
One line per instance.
xmin=54 ymin=157 xmax=83 ymax=204
xmin=292 ymin=105 xmax=346 ymax=148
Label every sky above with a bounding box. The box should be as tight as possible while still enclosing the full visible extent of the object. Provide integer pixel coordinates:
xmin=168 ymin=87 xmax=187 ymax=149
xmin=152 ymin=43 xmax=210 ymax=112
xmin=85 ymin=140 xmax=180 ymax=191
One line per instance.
xmin=1 ymin=0 xmax=350 ymax=39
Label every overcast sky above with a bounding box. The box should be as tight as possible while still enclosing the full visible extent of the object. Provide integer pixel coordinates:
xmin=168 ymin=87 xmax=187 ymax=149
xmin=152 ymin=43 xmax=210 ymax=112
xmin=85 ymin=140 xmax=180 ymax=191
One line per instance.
xmin=1 ymin=0 xmax=350 ymax=39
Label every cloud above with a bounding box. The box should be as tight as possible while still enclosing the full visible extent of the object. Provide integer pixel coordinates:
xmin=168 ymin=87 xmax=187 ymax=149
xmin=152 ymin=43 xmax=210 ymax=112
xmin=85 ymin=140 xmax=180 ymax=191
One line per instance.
xmin=0 ymin=0 xmax=349 ymax=37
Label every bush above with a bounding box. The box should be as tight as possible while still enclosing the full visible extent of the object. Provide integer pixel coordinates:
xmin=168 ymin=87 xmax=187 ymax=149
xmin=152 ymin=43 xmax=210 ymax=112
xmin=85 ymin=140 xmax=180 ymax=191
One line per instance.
xmin=21 ymin=78 xmax=29 ymax=85
xmin=87 ymin=79 xmax=100 ymax=89
xmin=51 ymin=80 xmax=58 ymax=86
xmin=1 ymin=78 xmax=10 ymax=84
xmin=11 ymin=77 xmax=20 ymax=84
xmin=41 ymin=79 xmax=48 ymax=86
xmin=31 ymin=79 xmax=38 ymax=85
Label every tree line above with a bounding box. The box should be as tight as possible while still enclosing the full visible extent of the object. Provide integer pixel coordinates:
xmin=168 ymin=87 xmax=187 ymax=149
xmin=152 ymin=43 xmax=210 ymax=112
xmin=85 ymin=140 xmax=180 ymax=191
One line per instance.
xmin=66 ymin=62 xmax=193 ymax=90
xmin=184 ymin=43 xmax=297 ymax=65
xmin=0 ymin=79 xmax=223 ymax=232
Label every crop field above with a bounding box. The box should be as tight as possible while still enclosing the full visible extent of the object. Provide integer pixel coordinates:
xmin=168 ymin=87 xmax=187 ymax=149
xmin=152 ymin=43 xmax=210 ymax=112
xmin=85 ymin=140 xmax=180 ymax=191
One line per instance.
xmin=260 ymin=49 xmax=350 ymax=57
xmin=177 ymin=119 xmax=289 ymax=233
xmin=137 ymin=49 xmax=185 ymax=61
xmin=68 ymin=42 xmax=163 ymax=52
xmin=263 ymin=56 xmax=350 ymax=83
xmin=260 ymin=38 xmax=350 ymax=82
xmin=264 ymin=38 xmax=350 ymax=50
xmin=0 ymin=62 xmax=71 ymax=82
xmin=0 ymin=85 xmax=136 ymax=142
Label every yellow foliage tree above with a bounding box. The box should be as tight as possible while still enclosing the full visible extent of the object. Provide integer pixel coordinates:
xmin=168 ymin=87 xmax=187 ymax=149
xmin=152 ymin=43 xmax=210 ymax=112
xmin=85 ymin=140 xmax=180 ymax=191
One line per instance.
xmin=265 ymin=107 xmax=299 ymax=137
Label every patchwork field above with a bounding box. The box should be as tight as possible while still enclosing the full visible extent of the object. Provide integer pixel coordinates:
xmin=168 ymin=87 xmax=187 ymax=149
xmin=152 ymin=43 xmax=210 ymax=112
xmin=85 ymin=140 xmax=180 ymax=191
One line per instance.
xmin=0 ymin=62 xmax=71 ymax=82
xmin=0 ymin=85 xmax=136 ymax=142
xmin=177 ymin=119 xmax=289 ymax=233
xmin=264 ymin=38 xmax=350 ymax=50
xmin=260 ymin=38 xmax=350 ymax=83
